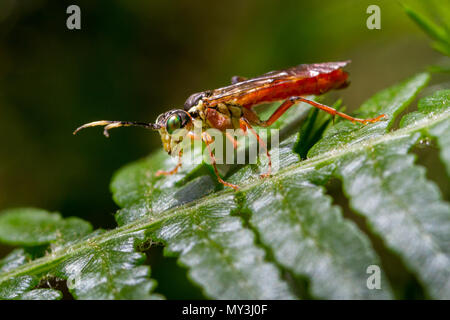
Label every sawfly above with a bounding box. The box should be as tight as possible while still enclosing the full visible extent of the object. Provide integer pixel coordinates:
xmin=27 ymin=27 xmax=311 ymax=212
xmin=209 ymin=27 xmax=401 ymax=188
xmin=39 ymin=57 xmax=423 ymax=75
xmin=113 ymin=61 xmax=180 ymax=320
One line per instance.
xmin=74 ymin=61 xmax=385 ymax=190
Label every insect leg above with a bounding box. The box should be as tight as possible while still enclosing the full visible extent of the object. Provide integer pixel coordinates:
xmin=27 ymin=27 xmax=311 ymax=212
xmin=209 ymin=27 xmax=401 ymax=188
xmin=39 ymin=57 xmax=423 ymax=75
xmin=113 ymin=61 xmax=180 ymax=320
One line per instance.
xmin=156 ymin=151 xmax=183 ymax=176
xmin=156 ymin=131 xmax=204 ymax=176
xmin=187 ymin=131 xmax=203 ymax=141
xmin=202 ymin=132 xmax=239 ymax=190
xmin=73 ymin=120 xmax=158 ymax=138
xmin=240 ymin=118 xmax=272 ymax=178
xmin=259 ymin=96 xmax=386 ymax=127
xmin=225 ymin=132 xmax=239 ymax=149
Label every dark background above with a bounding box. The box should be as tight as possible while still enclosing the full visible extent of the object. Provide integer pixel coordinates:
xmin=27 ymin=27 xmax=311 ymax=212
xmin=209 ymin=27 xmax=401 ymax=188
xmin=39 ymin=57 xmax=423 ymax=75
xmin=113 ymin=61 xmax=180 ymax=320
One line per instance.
xmin=0 ymin=0 xmax=447 ymax=298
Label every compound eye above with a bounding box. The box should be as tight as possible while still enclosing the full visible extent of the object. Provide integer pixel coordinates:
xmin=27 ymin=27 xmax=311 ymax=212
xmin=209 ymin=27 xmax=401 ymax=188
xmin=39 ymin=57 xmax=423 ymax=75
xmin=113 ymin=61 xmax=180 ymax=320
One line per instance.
xmin=166 ymin=114 xmax=182 ymax=134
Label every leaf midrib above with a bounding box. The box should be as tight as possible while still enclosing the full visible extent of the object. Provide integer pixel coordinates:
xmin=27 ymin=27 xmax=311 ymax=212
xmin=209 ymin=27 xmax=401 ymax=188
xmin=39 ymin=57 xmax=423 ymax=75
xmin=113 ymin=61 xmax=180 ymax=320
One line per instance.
xmin=0 ymin=109 xmax=448 ymax=284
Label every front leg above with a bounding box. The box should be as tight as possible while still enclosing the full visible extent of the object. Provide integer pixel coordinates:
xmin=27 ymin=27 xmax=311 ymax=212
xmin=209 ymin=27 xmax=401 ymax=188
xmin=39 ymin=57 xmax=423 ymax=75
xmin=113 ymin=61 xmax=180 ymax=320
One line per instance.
xmin=240 ymin=118 xmax=272 ymax=178
xmin=202 ymin=132 xmax=239 ymax=190
xmin=156 ymin=151 xmax=183 ymax=176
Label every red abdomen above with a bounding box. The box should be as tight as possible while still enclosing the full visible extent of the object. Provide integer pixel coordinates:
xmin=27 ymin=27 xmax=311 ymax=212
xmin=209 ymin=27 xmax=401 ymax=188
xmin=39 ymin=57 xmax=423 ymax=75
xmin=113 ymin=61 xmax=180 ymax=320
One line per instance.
xmin=204 ymin=61 xmax=351 ymax=109
xmin=237 ymin=69 xmax=349 ymax=108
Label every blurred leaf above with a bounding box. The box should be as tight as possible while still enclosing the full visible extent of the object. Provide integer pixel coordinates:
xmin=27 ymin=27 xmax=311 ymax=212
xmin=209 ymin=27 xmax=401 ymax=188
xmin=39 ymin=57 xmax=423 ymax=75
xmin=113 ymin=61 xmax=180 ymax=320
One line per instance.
xmin=0 ymin=208 xmax=92 ymax=246
xmin=427 ymin=65 xmax=450 ymax=73
xmin=403 ymin=2 xmax=450 ymax=56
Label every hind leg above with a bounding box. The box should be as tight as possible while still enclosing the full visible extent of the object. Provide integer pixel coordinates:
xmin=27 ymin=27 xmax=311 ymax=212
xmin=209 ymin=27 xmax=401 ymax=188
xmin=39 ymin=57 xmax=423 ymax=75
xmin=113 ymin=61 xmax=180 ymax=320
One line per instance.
xmin=202 ymin=132 xmax=239 ymax=190
xmin=240 ymin=118 xmax=271 ymax=178
xmin=259 ymin=96 xmax=386 ymax=127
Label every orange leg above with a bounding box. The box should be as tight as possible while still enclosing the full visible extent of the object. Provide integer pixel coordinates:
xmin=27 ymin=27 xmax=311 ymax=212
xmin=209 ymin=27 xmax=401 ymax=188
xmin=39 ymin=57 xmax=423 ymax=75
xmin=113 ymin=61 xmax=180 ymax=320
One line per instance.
xmin=225 ymin=132 xmax=239 ymax=149
xmin=187 ymin=131 xmax=203 ymax=141
xmin=260 ymin=96 xmax=386 ymax=127
xmin=240 ymin=118 xmax=272 ymax=178
xmin=156 ymin=152 xmax=183 ymax=176
xmin=202 ymin=132 xmax=239 ymax=190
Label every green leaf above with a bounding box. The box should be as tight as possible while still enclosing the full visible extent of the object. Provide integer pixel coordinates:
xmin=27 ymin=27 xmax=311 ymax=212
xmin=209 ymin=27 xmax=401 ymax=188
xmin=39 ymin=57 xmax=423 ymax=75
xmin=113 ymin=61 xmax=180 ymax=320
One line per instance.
xmin=149 ymin=195 xmax=295 ymax=299
xmin=403 ymin=1 xmax=450 ymax=56
xmin=0 ymin=208 xmax=93 ymax=246
xmin=0 ymin=276 xmax=37 ymax=299
xmin=0 ymin=249 xmax=31 ymax=273
xmin=240 ymin=171 xmax=391 ymax=299
xmin=401 ymin=89 xmax=450 ymax=176
xmin=0 ymin=210 xmax=161 ymax=300
xmin=19 ymin=289 xmax=62 ymax=300
xmin=404 ymin=5 xmax=448 ymax=44
xmin=428 ymin=65 xmax=450 ymax=74
xmin=294 ymin=99 xmax=341 ymax=159
xmin=111 ymin=152 xmax=216 ymax=226
xmin=227 ymin=135 xmax=301 ymax=186
xmin=335 ymin=135 xmax=450 ymax=299
xmin=54 ymin=231 xmax=161 ymax=300
xmin=1 ymin=72 xmax=449 ymax=300
xmin=0 ymin=275 xmax=61 ymax=300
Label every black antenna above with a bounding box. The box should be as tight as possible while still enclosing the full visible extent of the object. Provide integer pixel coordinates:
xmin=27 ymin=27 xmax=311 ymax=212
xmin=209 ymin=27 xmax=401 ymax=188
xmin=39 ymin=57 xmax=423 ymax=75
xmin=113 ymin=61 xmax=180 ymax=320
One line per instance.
xmin=73 ymin=120 xmax=161 ymax=138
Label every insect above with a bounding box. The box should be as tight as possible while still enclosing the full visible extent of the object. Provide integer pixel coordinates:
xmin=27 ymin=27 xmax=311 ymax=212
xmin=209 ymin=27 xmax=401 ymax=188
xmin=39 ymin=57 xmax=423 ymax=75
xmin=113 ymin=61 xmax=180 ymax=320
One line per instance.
xmin=74 ymin=61 xmax=385 ymax=190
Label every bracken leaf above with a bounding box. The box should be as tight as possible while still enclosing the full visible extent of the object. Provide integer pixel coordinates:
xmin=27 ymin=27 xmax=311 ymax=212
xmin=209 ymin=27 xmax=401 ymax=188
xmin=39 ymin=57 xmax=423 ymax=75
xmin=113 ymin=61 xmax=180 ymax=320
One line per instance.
xmin=53 ymin=230 xmax=161 ymax=300
xmin=1 ymin=72 xmax=449 ymax=300
xmin=148 ymin=195 xmax=295 ymax=299
xmin=240 ymin=171 xmax=392 ymax=299
xmin=0 ymin=212 xmax=161 ymax=300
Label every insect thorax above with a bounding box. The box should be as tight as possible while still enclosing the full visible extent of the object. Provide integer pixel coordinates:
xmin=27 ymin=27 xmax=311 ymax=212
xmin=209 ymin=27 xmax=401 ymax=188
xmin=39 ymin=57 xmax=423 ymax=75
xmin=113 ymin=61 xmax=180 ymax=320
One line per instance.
xmin=188 ymin=100 xmax=242 ymax=130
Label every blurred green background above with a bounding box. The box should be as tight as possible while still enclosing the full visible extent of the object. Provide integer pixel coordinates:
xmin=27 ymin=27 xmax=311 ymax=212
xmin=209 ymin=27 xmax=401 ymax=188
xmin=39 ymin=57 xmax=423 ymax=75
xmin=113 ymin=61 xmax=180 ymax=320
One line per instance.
xmin=0 ymin=0 xmax=447 ymax=298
